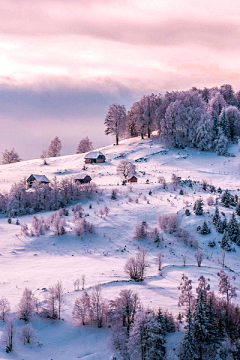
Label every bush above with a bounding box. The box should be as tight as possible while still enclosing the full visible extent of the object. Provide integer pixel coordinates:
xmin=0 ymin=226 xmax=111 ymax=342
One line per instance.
xmin=185 ymin=209 xmax=191 ymax=216
xmin=73 ymin=217 xmax=94 ymax=236
xmin=158 ymin=214 xmax=181 ymax=234
xmin=207 ymin=196 xmax=215 ymax=206
xmin=134 ymin=221 xmax=148 ymax=239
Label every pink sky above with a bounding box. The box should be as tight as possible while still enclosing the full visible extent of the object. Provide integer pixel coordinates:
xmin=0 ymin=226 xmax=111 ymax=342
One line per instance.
xmin=1 ymin=0 xmax=240 ymax=158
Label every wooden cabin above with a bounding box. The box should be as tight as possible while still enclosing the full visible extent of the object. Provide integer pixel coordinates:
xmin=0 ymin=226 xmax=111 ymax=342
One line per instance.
xmin=84 ymin=151 xmax=106 ymax=164
xmin=127 ymin=175 xmax=138 ymax=183
xmin=74 ymin=174 xmax=92 ymax=184
xmin=27 ymin=174 xmax=50 ymax=188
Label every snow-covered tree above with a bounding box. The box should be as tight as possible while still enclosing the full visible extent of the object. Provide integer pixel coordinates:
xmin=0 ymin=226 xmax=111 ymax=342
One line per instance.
xmin=40 ymin=150 xmax=48 ymax=165
xmin=54 ymin=281 xmax=65 ymax=320
xmin=195 ymin=114 xmax=214 ymax=151
xmin=198 ymin=220 xmax=211 ymax=235
xmin=134 ymin=221 xmax=148 ymax=239
xmin=2 ymin=148 xmax=21 ymax=164
xmin=20 ymin=323 xmax=36 ymax=345
xmin=228 ymin=213 xmax=240 ymax=243
xmin=219 ymin=108 xmax=231 ymax=139
xmin=17 ymin=288 xmax=37 ymax=322
xmin=137 ymin=94 xmax=159 ymax=138
xmin=221 ymin=230 xmax=232 ymax=251
xmin=214 ymin=127 xmax=228 ymax=156
xmin=124 ymin=248 xmax=148 ymax=282
xmin=158 ymin=213 xmax=180 ymax=233
xmin=193 ymin=198 xmax=204 ymax=215
xmin=213 ymin=207 xmax=220 ymax=225
xmin=217 ymin=270 xmax=237 ymax=303
xmin=47 ymin=136 xmax=62 ymax=157
xmin=128 ymin=309 xmax=166 ymax=360
xmin=105 ymin=103 xmax=126 ymax=145
xmin=194 ymin=249 xmax=204 ymax=267
xmin=156 ymin=252 xmax=163 ymax=271
xmin=76 ymin=137 xmax=94 ymax=154
xmin=0 ymin=298 xmax=10 ymax=321
xmin=225 ymin=105 xmax=240 ymax=140
xmin=180 ymin=308 xmax=198 ymax=360
xmin=178 ymin=274 xmax=194 ymax=308
xmin=3 ymin=318 xmax=16 ymax=353
xmin=116 ymin=160 xmax=136 ymax=181
xmin=72 ymin=291 xmax=92 ymax=326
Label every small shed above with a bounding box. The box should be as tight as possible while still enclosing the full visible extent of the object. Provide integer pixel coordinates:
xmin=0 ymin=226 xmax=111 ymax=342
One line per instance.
xmin=127 ymin=175 xmax=138 ymax=183
xmin=84 ymin=151 xmax=106 ymax=164
xmin=74 ymin=174 xmax=92 ymax=184
xmin=27 ymin=174 xmax=50 ymax=187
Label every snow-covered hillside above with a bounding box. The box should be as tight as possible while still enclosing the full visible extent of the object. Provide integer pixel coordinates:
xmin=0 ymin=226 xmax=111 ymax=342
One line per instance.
xmin=0 ymin=136 xmax=240 ymax=359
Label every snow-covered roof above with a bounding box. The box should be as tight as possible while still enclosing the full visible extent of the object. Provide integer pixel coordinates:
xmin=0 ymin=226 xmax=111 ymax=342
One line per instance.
xmin=74 ymin=174 xmax=91 ymax=180
xmin=84 ymin=151 xmax=105 ymax=159
xmin=29 ymin=174 xmax=50 ymax=182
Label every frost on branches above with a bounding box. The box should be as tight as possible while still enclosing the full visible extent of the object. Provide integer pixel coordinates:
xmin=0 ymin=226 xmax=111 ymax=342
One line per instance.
xmin=2 ymin=148 xmax=21 ymax=164
xmin=47 ymin=136 xmax=62 ymax=157
xmin=104 ymin=103 xmax=126 ymax=145
xmin=76 ymin=137 xmax=94 ymax=154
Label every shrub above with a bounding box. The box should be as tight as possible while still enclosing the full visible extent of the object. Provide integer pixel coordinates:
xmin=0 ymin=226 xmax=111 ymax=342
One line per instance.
xmin=158 ymin=214 xmax=181 ymax=234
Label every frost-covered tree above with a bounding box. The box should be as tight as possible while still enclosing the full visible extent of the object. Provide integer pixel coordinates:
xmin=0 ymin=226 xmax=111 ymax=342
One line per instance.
xmin=73 ymin=217 xmax=94 ymax=236
xmin=20 ymin=323 xmax=36 ymax=345
xmin=47 ymin=136 xmax=62 ymax=157
xmin=193 ymin=198 xmax=204 ymax=215
xmin=221 ymin=190 xmax=236 ymax=208
xmin=194 ymin=249 xmax=204 ymax=267
xmin=110 ymin=289 xmax=140 ymax=334
xmin=76 ymin=137 xmax=94 ymax=154
xmin=228 ymin=213 xmax=240 ymax=243
xmin=225 ymin=105 xmax=240 ymax=140
xmin=3 ymin=318 xmax=16 ymax=353
xmin=213 ymin=206 xmax=220 ymax=225
xmin=126 ymin=108 xmax=138 ymax=138
xmin=178 ymin=274 xmax=194 ymax=308
xmin=221 ymin=230 xmax=232 ymax=252
xmin=40 ymin=150 xmax=48 ymax=165
xmin=124 ymin=248 xmax=148 ymax=282
xmin=137 ymin=94 xmax=159 ymax=138
xmin=195 ymin=114 xmax=214 ymax=151
xmin=116 ymin=160 xmax=136 ymax=181
xmin=217 ymin=270 xmax=237 ymax=303
xmin=54 ymin=281 xmax=65 ymax=320
xmin=198 ymin=220 xmax=211 ymax=235
xmin=216 ymin=217 xmax=227 ymax=234
xmin=2 ymin=148 xmax=21 ymax=164
xmin=17 ymin=288 xmax=37 ymax=322
xmin=219 ymin=108 xmax=231 ymax=139
xmin=105 ymin=103 xmax=126 ymax=145
xmin=180 ymin=308 xmax=198 ymax=360
xmin=45 ymin=286 xmax=57 ymax=319
xmin=214 ymin=127 xmax=228 ymax=156
xmin=128 ymin=309 xmax=166 ymax=360
xmin=134 ymin=221 xmax=148 ymax=239
xmin=72 ymin=291 xmax=92 ymax=326
xmin=0 ymin=298 xmax=10 ymax=321
xmin=158 ymin=213 xmax=180 ymax=233
xmin=156 ymin=252 xmax=163 ymax=271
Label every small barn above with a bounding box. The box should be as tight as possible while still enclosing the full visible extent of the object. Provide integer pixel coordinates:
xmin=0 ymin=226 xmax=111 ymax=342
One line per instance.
xmin=84 ymin=151 xmax=106 ymax=164
xmin=127 ymin=175 xmax=138 ymax=183
xmin=27 ymin=174 xmax=50 ymax=187
xmin=74 ymin=174 xmax=92 ymax=184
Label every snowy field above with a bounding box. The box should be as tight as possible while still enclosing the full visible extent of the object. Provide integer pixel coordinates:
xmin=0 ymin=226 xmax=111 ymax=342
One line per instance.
xmin=0 ymin=136 xmax=240 ymax=359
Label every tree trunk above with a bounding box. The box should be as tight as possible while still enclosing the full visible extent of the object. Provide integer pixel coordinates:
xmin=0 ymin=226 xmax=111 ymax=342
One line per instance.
xmin=147 ymin=127 xmax=151 ymax=138
xmin=116 ymin=135 xmax=119 ymax=145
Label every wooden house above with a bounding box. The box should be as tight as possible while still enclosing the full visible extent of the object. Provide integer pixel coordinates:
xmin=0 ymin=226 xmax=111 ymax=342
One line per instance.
xmin=127 ymin=175 xmax=138 ymax=183
xmin=84 ymin=151 xmax=105 ymax=164
xmin=27 ymin=174 xmax=50 ymax=187
xmin=74 ymin=174 xmax=92 ymax=184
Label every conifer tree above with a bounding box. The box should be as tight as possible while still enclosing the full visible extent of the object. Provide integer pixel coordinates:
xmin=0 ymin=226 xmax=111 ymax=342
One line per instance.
xmin=213 ymin=207 xmax=220 ymax=225
xmin=181 ymin=308 xmax=198 ymax=360
xmin=228 ymin=213 xmax=239 ymax=242
xmin=219 ymin=109 xmax=231 ymax=139
xmin=236 ymin=202 xmax=240 ymax=216
xmin=221 ymin=230 xmax=232 ymax=251
xmin=193 ymin=199 xmax=204 ymax=215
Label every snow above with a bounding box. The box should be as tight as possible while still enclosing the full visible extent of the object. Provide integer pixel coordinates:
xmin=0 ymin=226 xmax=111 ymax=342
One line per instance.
xmin=0 ymin=136 xmax=240 ymax=358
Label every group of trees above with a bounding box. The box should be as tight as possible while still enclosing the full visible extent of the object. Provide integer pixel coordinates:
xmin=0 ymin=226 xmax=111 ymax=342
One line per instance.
xmin=105 ymin=84 xmax=240 ymax=155
xmin=179 ymin=272 xmax=239 ymax=359
xmin=0 ymin=176 xmax=97 ymax=218
xmin=2 ymin=136 xmax=94 ymax=165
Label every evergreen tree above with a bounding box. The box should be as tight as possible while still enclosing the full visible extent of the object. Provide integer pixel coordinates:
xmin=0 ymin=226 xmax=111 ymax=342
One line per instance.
xmin=214 ymin=127 xmax=228 ymax=156
xmin=216 ymin=217 xmax=227 ymax=234
xmin=236 ymin=202 xmax=240 ymax=216
xmin=181 ymin=308 xmax=198 ymax=360
xmin=196 ymin=114 xmax=214 ymax=151
xmin=228 ymin=213 xmax=239 ymax=242
xmin=199 ymin=221 xmax=211 ymax=235
xmin=221 ymin=230 xmax=232 ymax=251
xmin=213 ymin=207 xmax=220 ymax=225
xmin=193 ymin=199 xmax=204 ymax=215
xmin=221 ymin=190 xmax=236 ymax=208
xmin=219 ymin=109 xmax=231 ymax=139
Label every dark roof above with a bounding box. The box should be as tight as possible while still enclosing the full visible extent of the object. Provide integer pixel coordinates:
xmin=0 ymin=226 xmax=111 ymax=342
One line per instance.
xmin=28 ymin=174 xmax=50 ymax=182
xmin=84 ymin=151 xmax=105 ymax=159
xmin=74 ymin=174 xmax=91 ymax=180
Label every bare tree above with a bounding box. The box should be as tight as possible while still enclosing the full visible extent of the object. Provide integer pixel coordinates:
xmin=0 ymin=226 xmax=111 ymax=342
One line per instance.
xmin=81 ymin=274 xmax=86 ymax=290
xmin=20 ymin=323 xmax=36 ymax=345
xmin=156 ymin=252 xmax=163 ymax=272
xmin=91 ymin=285 xmax=103 ymax=328
xmin=194 ymin=249 xmax=204 ymax=267
xmin=0 ymin=298 xmax=10 ymax=321
xmin=40 ymin=150 xmax=48 ymax=165
xmin=54 ymin=281 xmax=65 ymax=319
xmin=72 ymin=291 xmax=92 ymax=326
xmin=17 ymin=288 xmax=37 ymax=322
xmin=45 ymin=286 xmax=57 ymax=319
xmin=3 ymin=318 xmax=16 ymax=353
xmin=74 ymin=278 xmax=80 ymax=291
xmin=124 ymin=248 xmax=148 ymax=282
